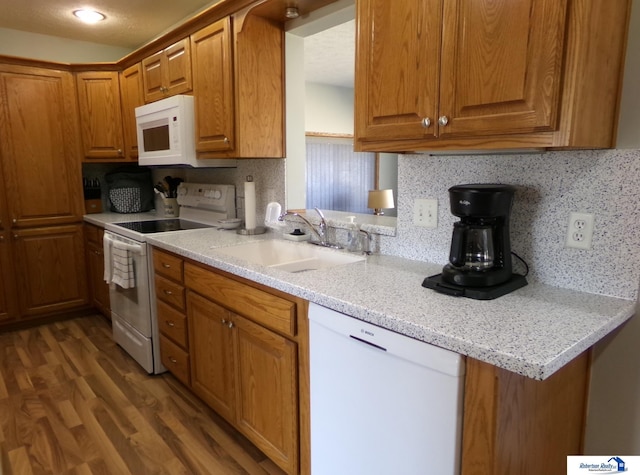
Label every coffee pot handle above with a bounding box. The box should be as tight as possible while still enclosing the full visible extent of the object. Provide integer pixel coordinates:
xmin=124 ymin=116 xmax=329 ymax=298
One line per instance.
xmin=449 ymin=222 xmax=467 ymax=267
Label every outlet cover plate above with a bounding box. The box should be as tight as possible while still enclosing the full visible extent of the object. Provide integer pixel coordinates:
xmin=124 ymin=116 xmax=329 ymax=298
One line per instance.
xmin=565 ymin=212 xmax=594 ymax=250
xmin=414 ymin=199 xmax=438 ymax=228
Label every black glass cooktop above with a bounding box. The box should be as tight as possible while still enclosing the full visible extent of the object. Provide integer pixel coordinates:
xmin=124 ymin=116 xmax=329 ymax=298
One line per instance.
xmin=113 ymin=219 xmax=212 ymax=234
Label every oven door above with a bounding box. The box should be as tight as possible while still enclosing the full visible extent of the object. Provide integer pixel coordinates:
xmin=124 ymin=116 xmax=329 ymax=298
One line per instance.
xmin=104 ymin=231 xmax=154 ymax=373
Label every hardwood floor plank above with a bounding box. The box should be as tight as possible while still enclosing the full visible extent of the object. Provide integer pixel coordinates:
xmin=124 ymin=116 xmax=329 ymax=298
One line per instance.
xmin=7 ymin=446 xmax=34 ymax=475
xmin=58 ymin=400 xmax=83 ymax=429
xmin=75 ymin=398 xmax=133 ymax=475
xmin=0 ymin=368 xmax=9 ymax=399
xmin=27 ymin=417 xmax=71 ymax=474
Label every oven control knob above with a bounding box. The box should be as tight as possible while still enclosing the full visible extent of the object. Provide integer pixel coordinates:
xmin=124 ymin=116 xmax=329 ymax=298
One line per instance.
xmin=178 ymin=187 xmax=187 ymax=197
xmin=213 ymin=190 xmax=222 ymax=199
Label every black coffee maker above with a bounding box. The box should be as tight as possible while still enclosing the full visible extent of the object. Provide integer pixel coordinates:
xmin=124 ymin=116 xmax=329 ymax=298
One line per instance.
xmin=423 ymin=184 xmax=527 ymax=300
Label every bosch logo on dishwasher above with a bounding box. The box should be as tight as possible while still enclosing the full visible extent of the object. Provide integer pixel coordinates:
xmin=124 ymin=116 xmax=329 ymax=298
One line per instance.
xmin=361 ymin=328 xmax=375 ymax=337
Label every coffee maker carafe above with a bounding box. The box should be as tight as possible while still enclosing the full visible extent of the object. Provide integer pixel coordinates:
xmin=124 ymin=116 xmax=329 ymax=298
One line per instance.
xmin=423 ymin=184 xmax=527 ymax=300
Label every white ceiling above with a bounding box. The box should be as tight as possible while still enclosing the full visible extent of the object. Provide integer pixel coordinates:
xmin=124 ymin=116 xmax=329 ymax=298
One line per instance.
xmin=0 ymin=0 xmax=221 ymax=49
xmin=304 ymin=20 xmax=354 ymax=89
xmin=0 ymin=0 xmax=355 ymax=88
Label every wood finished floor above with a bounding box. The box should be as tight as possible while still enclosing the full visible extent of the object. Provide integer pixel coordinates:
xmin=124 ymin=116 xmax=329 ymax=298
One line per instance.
xmin=0 ymin=314 xmax=287 ymax=475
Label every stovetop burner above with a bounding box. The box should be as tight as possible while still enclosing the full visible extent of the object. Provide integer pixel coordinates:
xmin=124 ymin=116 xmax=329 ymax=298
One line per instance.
xmin=113 ymin=219 xmax=213 ymax=234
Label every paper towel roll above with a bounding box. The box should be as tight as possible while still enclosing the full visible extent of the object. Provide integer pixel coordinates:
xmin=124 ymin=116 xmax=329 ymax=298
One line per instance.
xmin=244 ymin=181 xmax=256 ymax=230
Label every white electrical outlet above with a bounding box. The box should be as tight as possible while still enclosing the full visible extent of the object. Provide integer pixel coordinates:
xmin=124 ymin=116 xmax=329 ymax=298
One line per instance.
xmin=565 ymin=212 xmax=594 ymax=250
xmin=413 ymin=199 xmax=438 ymax=228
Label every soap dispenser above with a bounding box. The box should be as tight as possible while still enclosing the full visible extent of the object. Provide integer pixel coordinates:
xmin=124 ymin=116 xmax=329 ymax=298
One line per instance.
xmin=346 ymin=216 xmax=359 ymax=252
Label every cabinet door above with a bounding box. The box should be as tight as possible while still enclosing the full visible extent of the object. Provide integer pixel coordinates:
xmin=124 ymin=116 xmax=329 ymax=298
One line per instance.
xmin=164 ymin=39 xmax=192 ymax=97
xmin=191 ymin=18 xmax=235 ymax=153
xmin=354 ymin=0 xmax=442 ymax=142
xmin=187 ymin=291 xmax=236 ymax=421
xmin=0 ymin=230 xmax=17 ymax=322
xmin=234 ymin=314 xmax=298 ymax=475
xmin=141 ymin=50 xmax=165 ymax=102
xmin=85 ymin=225 xmax=110 ymax=317
xmin=120 ymin=63 xmax=144 ymax=160
xmin=76 ymin=71 xmax=126 ymax=159
xmin=438 ymin=0 xmax=568 ymax=137
xmin=12 ymin=224 xmax=89 ymax=317
xmin=142 ymin=39 xmax=192 ymax=103
xmin=0 ymin=105 xmax=17 ymax=323
xmin=0 ymin=65 xmax=84 ymax=228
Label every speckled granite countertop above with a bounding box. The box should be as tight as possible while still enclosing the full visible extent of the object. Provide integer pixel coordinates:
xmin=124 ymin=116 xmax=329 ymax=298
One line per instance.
xmin=86 ymin=213 xmax=636 ymax=380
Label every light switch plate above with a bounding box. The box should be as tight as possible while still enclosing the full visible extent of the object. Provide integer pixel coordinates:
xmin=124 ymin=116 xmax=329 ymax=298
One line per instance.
xmin=413 ymin=199 xmax=438 ymax=228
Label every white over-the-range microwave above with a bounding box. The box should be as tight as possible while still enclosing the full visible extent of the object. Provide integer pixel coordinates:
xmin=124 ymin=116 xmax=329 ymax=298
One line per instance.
xmin=135 ymin=94 xmax=236 ymax=168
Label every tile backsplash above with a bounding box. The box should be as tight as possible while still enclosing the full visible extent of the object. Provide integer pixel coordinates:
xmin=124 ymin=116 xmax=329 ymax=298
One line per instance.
xmin=152 ymin=159 xmax=286 ymax=225
xmin=380 ymin=149 xmax=640 ymax=300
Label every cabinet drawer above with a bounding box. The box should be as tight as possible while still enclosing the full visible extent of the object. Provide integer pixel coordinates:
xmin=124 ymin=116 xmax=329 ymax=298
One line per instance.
xmin=153 ymin=249 xmax=184 ymax=282
xmin=185 ymin=263 xmax=296 ymax=337
xmin=157 ymin=299 xmax=188 ymax=348
xmin=155 ymin=274 xmax=185 ymax=310
xmin=160 ymin=335 xmax=190 ymax=386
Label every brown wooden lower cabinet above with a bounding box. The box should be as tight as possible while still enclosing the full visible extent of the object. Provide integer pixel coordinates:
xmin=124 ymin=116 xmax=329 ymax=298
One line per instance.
xmin=155 ymin=250 xmax=307 ymax=475
xmin=12 ymin=224 xmax=89 ymax=318
xmin=0 ymin=230 xmax=17 ymax=322
xmin=84 ymin=224 xmax=110 ymax=318
xmin=461 ymin=353 xmax=589 ymax=475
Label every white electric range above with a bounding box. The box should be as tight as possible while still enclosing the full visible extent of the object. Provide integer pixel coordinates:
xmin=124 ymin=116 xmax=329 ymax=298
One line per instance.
xmin=103 ymin=183 xmax=236 ymax=374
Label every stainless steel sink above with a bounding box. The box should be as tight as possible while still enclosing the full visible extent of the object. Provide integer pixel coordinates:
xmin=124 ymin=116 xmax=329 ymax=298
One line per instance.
xmin=214 ymin=240 xmax=365 ymax=272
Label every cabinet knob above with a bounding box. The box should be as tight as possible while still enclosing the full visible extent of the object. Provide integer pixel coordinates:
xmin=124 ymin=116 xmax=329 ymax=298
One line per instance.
xmin=421 ymin=118 xmax=431 ymax=128
xmin=162 ymin=263 xmax=171 ymax=268
xmin=169 ymin=357 xmax=177 ymax=364
xmin=223 ymin=136 xmax=229 ymax=144
xmin=166 ymin=320 xmax=175 ymax=327
xmin=13 ymin=234 xmax=18 ymax=239
xmin=0 ymin=236 xmax=3 ymax=242
xmin=163 ymin=290 xmax=173 ymax=296
xmin=438 ymin=116 xmax=449 ymax=127
xmin=12 ymin=218 xmax=17 ymax=224
xmin=227 ymin=321 xmax=234 ymax=329
xmin=117 ymin=149 xmax=123 ymax=155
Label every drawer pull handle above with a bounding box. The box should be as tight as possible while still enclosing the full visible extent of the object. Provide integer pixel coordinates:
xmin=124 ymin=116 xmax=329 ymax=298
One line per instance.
xmin=166 ymin=320 xmax=175 ymax=327
xmin=162 ymin=263 xmax=171 ymax=268
xmin=164 ymin=290 xmax=173 ymax=295
xmin=169 ymin=357 xmax=177 ymax=364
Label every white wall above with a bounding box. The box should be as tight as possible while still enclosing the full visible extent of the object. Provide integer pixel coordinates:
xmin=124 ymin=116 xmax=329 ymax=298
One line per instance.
xmin=0 ymin=27 xmax=132 ymax=63
xmin=613 ymin=0 xmax=640 ymax=149
xmin=305 ymin=83 xmax=354 ymax=135
xmin=285 ymin=33 xmax=307 ymax=211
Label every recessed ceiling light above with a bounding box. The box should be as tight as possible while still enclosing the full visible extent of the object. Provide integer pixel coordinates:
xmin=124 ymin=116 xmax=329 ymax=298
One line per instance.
xmin=73 ymin=9 xmax=106 ymax=24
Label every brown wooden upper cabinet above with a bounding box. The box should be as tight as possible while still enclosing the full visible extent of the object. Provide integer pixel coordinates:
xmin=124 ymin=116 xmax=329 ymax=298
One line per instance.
xmin=120 ymin=63 xmax=145 ymax=160
xmin=76 ymin=70 xmax=127 ymax=160
xmin=141 ymin=38 xmax=193 ymax=103
xmin=191 ymin=13 xmax=285 ymax=159
xmin=354 ymin=0 xmax=631 ymax=152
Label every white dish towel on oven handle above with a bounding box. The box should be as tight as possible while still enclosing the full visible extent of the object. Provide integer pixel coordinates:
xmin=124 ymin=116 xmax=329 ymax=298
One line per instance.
xmin=103 ymin=233 xmax=139 ymax=289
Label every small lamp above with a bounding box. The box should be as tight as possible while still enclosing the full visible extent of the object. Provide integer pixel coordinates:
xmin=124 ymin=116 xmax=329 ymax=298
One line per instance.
xmin=367 ymin=189 xmax=394 ymax=216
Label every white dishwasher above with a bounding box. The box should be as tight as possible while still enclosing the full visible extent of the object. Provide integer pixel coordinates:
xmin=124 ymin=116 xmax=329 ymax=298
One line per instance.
xmin=309 ymin=303 xmax=465 ymax=475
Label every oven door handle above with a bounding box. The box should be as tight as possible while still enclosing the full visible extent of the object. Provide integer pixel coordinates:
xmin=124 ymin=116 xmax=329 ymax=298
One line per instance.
xmin=104 ymin=232 xmax=146 ymax=255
